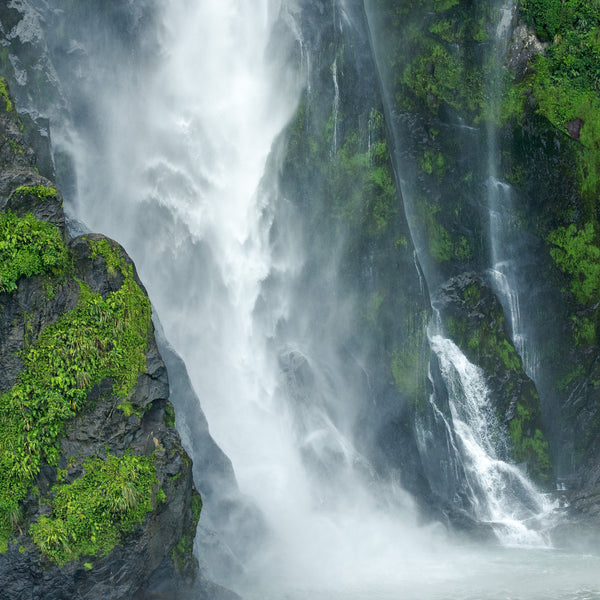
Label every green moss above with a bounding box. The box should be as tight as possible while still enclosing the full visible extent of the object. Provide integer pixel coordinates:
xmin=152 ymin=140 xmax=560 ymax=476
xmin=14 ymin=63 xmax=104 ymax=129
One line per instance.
xmin=434 ymin=0 xmax=459 ymax=12
xmin=0 ymin=211 xmax=70 ymax=293
xmin=164 ymin=404 xmax=176 ymax=428
xmin=415 ymin=201 xmax=471 ymax=262
xmin=366 ymin=291 xmax=384 ymax=325
xmin=8 ymin=138 xmax=23 ymax=155
xmin=117 ymin=402 xmax=143 ymax=418
xmin=89 ymin=238 xmax=125 ymax=278
xmin=463 ymin=283 xmax=481 ymax=305
xmin=573 ymin=315 xmax=596 ymax=346
xmin=401 ymin=37 xmax=481 ymax=116
xmin=0 ymin=239 xmax=151 ymax=549
xmin=331 ymin=128 xmax=397 ymax=237
xmin=547 ymin=222 xmax=600 ymax=305
xmin=429 ymin=18 xmax=457 ymax=43
xmin=558 ymin=363 xmax=586 ymax=390
xmin=391 ymin=348 xmax=424 ymax=401
xmin=508 ymin=405 xmax=552 ymax=481
xmin=390 ymin=312 xmax=430 ymax=406
xmin=30 ymin=452 xmax=160 ymax=565
xmin=418 ymin=150 xmax=447 ymax=179
xmin=0 ymin=78 xmax=13 ymax=113
xmin=14 ymin=185 xmax=58 ymax=200
xmin=445 ymin=304 xmax=551 ymax=481
xmin=171 ymin=491 xmax=202 ymax=574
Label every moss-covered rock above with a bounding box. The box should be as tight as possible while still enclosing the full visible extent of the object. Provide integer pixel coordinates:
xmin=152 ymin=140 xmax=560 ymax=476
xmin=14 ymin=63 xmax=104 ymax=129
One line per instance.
xmin=0 ymin=66 xmax=201 ymax=600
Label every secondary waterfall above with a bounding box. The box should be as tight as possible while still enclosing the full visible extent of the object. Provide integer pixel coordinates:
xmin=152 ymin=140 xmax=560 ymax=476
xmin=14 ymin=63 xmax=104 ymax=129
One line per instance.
xmin=428 ymin=332 xmax=554 ymax=546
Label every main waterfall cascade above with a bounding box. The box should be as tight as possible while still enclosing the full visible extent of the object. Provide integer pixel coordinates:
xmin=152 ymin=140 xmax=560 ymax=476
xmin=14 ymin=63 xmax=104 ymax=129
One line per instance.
xmin=4 ymin=0 xmax=600 ymax=597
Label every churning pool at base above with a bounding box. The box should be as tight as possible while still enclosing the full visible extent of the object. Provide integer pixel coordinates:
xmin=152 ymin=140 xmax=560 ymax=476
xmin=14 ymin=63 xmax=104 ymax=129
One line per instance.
xmin=237 ymin=547 xmax=600 ymax=600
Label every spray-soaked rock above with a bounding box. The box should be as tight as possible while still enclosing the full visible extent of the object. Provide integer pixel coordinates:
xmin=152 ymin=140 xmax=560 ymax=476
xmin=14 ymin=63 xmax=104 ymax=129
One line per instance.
xmin=435 ymin=272 xmax=552 ymax=483
xmin=0 ymin=74 xmax=207 ymax=600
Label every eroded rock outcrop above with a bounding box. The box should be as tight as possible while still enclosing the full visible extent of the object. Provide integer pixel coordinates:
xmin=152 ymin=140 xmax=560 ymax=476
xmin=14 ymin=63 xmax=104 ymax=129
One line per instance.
xmin=0 ymin=80 xmax=210 ymax=600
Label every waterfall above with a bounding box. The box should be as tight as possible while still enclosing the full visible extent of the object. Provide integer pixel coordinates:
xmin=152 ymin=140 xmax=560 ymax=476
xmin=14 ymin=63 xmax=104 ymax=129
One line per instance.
xmin=484 ymin=0 xmax=541 ymax=379
xmin=331 ymin=57 xmax=340 ymax=154
xmin=487 ymin=178 xmax=540 ymax=378
xmin=361 ymin=0 xmax=557 ymax=545
xmin=429 ymin=332 xmax=554 ymax=546
xmin=49 ymin=0 xmax=438 ymax=592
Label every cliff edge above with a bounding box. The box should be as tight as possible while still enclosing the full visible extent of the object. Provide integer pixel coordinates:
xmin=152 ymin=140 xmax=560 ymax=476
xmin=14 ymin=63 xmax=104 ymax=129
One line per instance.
xmin=0 ymin=79 xmax=208 ymax=600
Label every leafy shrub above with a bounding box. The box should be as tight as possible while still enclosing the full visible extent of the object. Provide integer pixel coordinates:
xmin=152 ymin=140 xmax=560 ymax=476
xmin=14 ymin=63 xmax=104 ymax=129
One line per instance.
xmin=0 ymin=211 xmax=69 ymax=292
xmin=14 ymin=185 xmax=59 ymax=199
xmin=0 ymin=77 xmax=12 ymax=112
xmin=0 ymin=238 xmax=152 ymax=549
xmin=548 ymin=222 xmax=600 ymax=304
xmin=30 ymin=452 xmax=159 ymax=565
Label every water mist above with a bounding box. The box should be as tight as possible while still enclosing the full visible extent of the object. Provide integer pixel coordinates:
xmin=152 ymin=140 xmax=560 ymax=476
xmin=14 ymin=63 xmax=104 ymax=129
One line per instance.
xmin=50 ymin=0 xmax=436 ymax=593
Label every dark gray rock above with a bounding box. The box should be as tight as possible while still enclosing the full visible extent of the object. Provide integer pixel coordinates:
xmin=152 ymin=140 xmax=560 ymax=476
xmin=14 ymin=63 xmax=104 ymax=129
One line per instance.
xmin=0 ymin=73 xmax=205 ymax=600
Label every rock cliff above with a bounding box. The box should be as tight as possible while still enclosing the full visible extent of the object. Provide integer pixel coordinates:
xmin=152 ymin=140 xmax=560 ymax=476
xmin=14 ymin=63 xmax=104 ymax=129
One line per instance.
xmin=0 ymin=80 xmax=215 ymax=600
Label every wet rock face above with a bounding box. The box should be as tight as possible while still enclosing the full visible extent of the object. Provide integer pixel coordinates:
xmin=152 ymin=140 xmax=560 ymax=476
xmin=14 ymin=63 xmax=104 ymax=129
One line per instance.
xmin=435 ymin=272 xmax=551 ymax=483
xmin=435 ymin=273 xmax=533 ymax=415
xmin=507 ymin=24 xmax=547 ymax=79
xmin=0 ymin=83 xmax=201 ymax=600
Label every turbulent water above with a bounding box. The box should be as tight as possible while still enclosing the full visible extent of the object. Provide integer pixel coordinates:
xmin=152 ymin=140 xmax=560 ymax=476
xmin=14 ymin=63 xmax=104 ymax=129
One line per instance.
xmin=13 ymin=0 xmax=599 ymax=597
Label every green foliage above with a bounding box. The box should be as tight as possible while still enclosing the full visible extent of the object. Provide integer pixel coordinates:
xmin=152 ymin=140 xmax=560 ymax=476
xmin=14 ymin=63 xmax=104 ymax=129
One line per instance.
xmin=516 ymin=2 xmax=600 ymax=205
xmin=520 ymin=0 xmax=600 ymax=43
xmin=434 ymin=0 xmax=459 ymax=10
xmin=0 ymin=77 xmax=13 ymax=112
xmin=446 ymin=312 xmax=521 ymax=374
xmin=418 ymin=150 xmax=446 ymax=179
xmin=117 ymin=402 xmax=142 ymax=418
xmin=89 ymin=238 xmax=124 ymax=277
xmin=415 ymin=200 xmax=471 ymax=262
xmin=366 ymin=291 xmax=384 ymax=325
xmin=463 ymin=283 xmax=481 ymax=305
xmin=548 ymin=222 xmax=600 ymax=304
xmin=390 ymin=309 xmax=430 ymax=405
xmin=428 ymin=18 xmax=457 ymax=43
xmin=391 ymin=348 xmax=424 ymax=402
xmin=573 ymin=315 xmax=596 ymax=346
xmin=15 ymin=185 xmax=59 ymax=200
xmin=8 ymin=138 xmax=23 ymax=155
xmin=508 ymin=405 xmax=552 ymax=481
xmin=285 ymin=97 xmax=397 ymax=242
xmin=30 ymin=452 xmax=159 ymax=565
xmin=171 ymin=492 xmax=202 ymax=574
xmin=164 ymin=404 xmax=176 ymax=428
xmin=401 ymin=37 xmax=481 ymax=116
xmin=445 ymin=298 xmax=551 ymax=481
xmin=331 ymin=130 xmax=397 ymax=237
xmin=385 ymin=1 xmax=496 ymax=122
xmin=0 ymin=211 xmax=70 ymax=293
xmin=0 ymin=239 xmax=151 ymax=548
xmin=558 ymin=363 xmax=585 ymax=389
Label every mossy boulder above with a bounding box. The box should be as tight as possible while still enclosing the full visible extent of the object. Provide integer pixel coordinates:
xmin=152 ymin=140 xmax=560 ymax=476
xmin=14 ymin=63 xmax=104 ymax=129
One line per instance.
xmin=0 ymin=71 xmax=205 ymax=600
